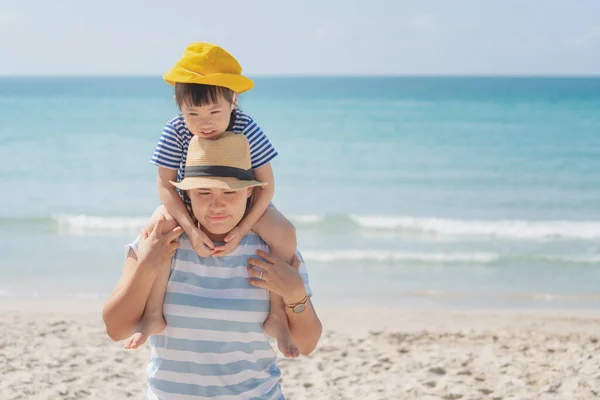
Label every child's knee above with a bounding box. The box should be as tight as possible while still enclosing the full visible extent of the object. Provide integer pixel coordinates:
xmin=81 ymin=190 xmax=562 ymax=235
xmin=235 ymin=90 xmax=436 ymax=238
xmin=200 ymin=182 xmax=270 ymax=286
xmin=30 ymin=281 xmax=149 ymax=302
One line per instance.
xmin=147 ymin=205 xmax=178 ymax=233
xmin=152 ymin=205 xmax=174 ymax=219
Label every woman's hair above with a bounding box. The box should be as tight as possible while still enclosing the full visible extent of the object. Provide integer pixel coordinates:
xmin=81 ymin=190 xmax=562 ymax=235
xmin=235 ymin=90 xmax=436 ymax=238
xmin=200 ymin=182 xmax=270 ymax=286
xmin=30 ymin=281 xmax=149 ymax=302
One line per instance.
xmin=182 ymin=189 xmax=256 ymax=228
xmin=175 ymin=83 xmax=235 ymax=108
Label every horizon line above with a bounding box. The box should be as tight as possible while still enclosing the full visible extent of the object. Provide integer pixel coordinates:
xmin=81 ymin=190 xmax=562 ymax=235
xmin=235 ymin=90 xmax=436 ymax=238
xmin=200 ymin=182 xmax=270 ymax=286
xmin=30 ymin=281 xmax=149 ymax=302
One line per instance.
xmin=0 ymin=73 xmax=599 ymax=79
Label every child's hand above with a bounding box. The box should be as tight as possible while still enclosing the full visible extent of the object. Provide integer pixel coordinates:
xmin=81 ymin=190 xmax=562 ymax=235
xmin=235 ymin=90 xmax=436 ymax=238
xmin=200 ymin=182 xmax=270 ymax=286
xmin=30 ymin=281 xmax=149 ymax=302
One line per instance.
xmin=213 ymin=227 xmax=246 ymax=257
xmin=190 ymin=227 xmax=216 ymax=257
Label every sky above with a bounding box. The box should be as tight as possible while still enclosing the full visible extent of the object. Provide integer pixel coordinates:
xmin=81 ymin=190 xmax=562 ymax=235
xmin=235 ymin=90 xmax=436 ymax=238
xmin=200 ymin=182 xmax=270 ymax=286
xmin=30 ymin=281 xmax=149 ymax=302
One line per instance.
xmin=0 ymin=0 xmax=599 ymax=76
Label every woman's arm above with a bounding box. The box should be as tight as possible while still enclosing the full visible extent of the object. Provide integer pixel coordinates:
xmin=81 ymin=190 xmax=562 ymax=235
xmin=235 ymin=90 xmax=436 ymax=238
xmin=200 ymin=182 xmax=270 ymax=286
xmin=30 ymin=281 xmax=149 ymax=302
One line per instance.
xmin=102 ymin=250 xmax=159 ymax=341
xmin=284 ymin=297 xmax=322 ymax=356
xmin=102 ymin=216 xmax=182 ymax=341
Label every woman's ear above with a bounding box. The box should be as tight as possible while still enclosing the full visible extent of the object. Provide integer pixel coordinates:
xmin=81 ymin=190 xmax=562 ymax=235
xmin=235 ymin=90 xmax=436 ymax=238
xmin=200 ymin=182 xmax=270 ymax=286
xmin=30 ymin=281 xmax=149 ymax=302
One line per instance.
xmin=246 ymin=187 xmax=254 ymax=198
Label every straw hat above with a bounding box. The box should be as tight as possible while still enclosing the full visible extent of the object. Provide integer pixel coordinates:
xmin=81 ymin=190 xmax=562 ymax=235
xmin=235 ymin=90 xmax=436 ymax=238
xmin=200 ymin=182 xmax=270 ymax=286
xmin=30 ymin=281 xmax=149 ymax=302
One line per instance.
xmin=171 ymin=132 xmax=266 ymax=191
xmin=163 ymin=42 xmax=254 ymax=93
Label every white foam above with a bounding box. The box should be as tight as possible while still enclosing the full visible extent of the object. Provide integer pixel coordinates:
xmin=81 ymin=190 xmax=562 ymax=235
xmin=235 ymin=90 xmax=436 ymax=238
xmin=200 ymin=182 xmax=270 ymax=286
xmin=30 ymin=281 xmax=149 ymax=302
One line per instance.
xmin=302 ymin=250 xmax=498 ymax=263
xmin=52 ymin=213 xmax=600 ymax=240
xmin=350 ymin=215 xmax=600 ymax=240
xmin=536 ymin=255 xmax=600 ymax=264
xmin=54 ymin=214 xmax=147 ymax=231
xmin=301 ymin=250 xmax=600 ymax=265
xmin=288 ymin=214 xmax=325 ymax=224
xmin=514 ymin=292 xmax=600 ymax=302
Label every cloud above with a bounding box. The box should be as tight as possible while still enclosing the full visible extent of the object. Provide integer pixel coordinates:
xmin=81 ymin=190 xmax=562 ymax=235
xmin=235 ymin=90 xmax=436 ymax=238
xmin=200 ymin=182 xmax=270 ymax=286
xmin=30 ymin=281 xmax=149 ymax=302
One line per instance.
xmin=311 ymin=23 xmax=347 ymax=45
xmin=0 ymin=10 xmax=24 ymax=28
xmin=407 ymin=14 xmax=438 ymax=31
xmin=567 ymin=24 xmax=600 ymax=48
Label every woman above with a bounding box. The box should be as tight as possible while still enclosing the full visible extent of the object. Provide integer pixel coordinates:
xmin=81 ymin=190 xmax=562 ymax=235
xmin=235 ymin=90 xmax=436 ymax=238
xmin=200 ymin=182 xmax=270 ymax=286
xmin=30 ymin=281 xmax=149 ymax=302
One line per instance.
xmin=102 ymin=132 xmax=322 ymax=399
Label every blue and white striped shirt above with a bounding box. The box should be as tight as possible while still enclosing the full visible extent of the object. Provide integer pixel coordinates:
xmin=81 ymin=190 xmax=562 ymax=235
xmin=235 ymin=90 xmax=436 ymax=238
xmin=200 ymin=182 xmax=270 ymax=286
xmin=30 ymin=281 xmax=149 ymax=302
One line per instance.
xmin=127 ymin=232 xmax=312 ymax=399
xmin=151 ymin=110 xmax=278 ymax=183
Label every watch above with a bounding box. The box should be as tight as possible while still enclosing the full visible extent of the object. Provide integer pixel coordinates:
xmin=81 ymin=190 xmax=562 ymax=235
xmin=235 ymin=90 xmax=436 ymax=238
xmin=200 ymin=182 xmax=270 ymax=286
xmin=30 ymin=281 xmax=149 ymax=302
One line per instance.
xmin=285 ymin=295 xmax=309 ymax=313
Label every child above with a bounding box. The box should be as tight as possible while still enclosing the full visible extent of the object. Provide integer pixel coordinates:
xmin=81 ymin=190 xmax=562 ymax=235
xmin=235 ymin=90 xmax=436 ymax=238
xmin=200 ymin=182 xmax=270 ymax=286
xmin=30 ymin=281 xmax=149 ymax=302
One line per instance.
xmin=124 ymin=42 xmax=299 ymax=358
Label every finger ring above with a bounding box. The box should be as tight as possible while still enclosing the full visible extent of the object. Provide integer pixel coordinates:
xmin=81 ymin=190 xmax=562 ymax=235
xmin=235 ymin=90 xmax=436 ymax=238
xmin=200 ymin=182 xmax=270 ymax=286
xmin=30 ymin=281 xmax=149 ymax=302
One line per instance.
xmin=259 ymin=271 xmax=264 ymax=280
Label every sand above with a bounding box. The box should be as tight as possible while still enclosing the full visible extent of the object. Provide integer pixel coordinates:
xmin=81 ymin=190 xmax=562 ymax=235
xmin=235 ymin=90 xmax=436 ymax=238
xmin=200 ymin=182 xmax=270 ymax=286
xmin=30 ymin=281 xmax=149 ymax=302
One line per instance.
xmin=1 ymin=301 xmax=599 ymax=400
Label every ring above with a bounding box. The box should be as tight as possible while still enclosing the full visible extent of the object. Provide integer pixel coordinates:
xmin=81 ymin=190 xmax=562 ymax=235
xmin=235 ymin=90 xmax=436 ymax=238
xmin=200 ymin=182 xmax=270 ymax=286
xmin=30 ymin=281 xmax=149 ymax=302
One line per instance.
xmin=259 ymin=271 xmax=264 ymax=280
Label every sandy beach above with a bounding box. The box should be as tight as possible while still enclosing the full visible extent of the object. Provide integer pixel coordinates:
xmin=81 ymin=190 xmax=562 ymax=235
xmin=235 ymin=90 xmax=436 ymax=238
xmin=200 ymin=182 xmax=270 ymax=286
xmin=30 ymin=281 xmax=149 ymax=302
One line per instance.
xmin=1 ymin=301 xmax=599 ymax=400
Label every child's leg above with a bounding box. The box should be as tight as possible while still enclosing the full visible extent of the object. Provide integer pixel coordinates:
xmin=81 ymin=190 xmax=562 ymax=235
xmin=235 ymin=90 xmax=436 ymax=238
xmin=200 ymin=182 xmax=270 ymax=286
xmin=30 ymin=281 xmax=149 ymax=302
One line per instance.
xmin=253 ymin=205 xmax=299 ymax=358
xmin=124 ymin=206 xmax=176 ymax=349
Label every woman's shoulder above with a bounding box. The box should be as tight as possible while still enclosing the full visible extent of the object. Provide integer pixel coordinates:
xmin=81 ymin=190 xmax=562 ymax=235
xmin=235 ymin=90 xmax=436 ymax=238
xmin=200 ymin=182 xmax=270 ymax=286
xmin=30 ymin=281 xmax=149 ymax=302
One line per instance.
xmin=240 ymin=231 xmax=268 ymax=248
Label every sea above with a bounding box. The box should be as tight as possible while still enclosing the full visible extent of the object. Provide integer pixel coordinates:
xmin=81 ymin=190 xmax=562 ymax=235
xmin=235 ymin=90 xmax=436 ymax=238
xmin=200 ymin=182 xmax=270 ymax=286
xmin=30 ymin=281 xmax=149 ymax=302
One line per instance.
xmin=1 ymin=76 xmax=599 ymax=309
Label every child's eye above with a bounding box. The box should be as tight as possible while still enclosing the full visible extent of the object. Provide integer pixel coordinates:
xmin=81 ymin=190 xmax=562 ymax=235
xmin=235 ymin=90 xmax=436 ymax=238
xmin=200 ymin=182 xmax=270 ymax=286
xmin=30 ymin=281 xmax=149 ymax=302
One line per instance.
xmin=211 ymin=111 xmax=221 ymax=115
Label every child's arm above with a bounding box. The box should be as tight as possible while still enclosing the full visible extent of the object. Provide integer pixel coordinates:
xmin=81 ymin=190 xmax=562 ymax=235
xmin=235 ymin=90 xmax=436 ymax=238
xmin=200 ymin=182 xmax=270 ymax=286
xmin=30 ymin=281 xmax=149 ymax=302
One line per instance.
xmin=216 ymin=162 xmax=297 ymax=260
xmin=237 ymin=162 xmax=275 ymax=234
xmin=158 ymin=167 xmax=215 ymax=256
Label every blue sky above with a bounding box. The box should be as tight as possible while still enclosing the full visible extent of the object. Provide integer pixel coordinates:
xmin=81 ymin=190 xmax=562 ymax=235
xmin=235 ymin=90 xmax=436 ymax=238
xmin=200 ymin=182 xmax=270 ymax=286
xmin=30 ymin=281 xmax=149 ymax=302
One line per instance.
xmin=1 ymin=0 xmax=599 ymax=75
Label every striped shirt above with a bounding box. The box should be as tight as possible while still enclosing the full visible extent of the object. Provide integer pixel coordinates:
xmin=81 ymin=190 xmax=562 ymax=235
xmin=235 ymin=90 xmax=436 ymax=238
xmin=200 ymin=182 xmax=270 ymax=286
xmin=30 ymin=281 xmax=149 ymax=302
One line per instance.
xmin=150 ymin=110 xmax=278 ymax=184
xmin=127 ymin=231 xmax=312 ymax=400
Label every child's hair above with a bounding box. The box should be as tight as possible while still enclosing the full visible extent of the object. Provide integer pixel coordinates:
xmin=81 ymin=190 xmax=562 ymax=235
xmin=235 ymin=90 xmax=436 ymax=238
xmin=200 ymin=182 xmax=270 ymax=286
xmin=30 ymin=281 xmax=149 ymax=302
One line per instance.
xmin=175 ymin=83 xmax=235 ymax=108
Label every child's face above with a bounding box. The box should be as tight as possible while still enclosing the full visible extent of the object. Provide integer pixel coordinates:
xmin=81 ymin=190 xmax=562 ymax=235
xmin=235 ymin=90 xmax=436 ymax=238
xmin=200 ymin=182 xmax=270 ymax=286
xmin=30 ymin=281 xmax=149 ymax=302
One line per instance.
xmin=181 ymin=95 xmax=235 ymax=140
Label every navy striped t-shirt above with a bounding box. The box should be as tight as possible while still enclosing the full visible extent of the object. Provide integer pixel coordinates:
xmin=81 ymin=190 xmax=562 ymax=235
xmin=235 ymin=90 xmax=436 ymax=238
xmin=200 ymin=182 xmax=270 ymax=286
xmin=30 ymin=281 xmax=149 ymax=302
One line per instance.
xmin=151 ymin=110 xmax=278 ymax=183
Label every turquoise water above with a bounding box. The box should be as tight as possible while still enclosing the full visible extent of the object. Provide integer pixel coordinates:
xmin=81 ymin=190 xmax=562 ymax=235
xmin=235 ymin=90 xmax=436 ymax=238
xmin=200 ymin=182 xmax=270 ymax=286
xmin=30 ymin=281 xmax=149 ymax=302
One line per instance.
xmin=1 ymin=76 xmax=600 ymax=308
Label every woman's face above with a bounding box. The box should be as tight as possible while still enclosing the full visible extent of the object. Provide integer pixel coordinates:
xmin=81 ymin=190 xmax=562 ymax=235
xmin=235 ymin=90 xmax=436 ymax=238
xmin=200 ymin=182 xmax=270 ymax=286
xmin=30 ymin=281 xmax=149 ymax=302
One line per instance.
xmin=188 ymin=187 xmax=253 ymax=239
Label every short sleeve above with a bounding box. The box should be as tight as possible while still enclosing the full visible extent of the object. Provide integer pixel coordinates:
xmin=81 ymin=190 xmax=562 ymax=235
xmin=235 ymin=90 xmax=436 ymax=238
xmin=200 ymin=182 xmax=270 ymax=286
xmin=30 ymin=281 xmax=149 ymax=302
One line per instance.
xmin=295 ymin=251 xmax=313 ymax=297
xmin=125 ymin=236 xmax=140 ymax=257
xmin=235 ymin=112 xmax=278 ymax=169
xmin=150 ymin=122 xmax=184 ymax=170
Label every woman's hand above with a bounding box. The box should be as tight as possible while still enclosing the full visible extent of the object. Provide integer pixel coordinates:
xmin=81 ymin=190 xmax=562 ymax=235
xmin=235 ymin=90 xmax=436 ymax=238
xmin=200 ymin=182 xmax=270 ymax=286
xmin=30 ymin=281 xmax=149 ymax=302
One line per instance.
xmin=137 ymin=215 xmax=183 ymax=270
xmin=247 ymin=250 xmax=306 ymax=304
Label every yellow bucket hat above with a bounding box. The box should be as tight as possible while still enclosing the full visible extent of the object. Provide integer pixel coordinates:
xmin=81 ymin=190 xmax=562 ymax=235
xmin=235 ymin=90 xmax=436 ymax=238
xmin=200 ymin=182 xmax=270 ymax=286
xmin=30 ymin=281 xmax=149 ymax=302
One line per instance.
xmin=163 ymin=42 xmax=254 ymax=93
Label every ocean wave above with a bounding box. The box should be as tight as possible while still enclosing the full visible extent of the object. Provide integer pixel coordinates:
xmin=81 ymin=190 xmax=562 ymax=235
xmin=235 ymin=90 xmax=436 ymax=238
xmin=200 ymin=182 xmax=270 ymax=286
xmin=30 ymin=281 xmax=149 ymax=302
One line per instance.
xmin=54 ymin=214 xmax=147 ymax=231
xmin=0 ymin=288 xmax=104 ymax=300
xmin=0 ymin=287 xmax=596 ymax=305
xmin=2 ymin=213 xmax=600 ymax=240
xmin=302 ymin=251 xmax=499 ymax=263
xmin=407 ymin=290 xmax=600 ymax=302
xmin=504 ymin=292 xmax=600 ymax=302
xmin=302 ymin=251 xmax=600 ymax=265
xmin=291 ymin=214 xmax=600 ymax=240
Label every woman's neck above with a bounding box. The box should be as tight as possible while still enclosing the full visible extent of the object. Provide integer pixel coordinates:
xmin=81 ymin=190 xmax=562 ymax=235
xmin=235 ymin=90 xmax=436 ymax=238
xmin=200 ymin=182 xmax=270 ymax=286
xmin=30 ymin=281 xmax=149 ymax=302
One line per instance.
xmin=200 ymin=225 xmax=228 ymax=243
